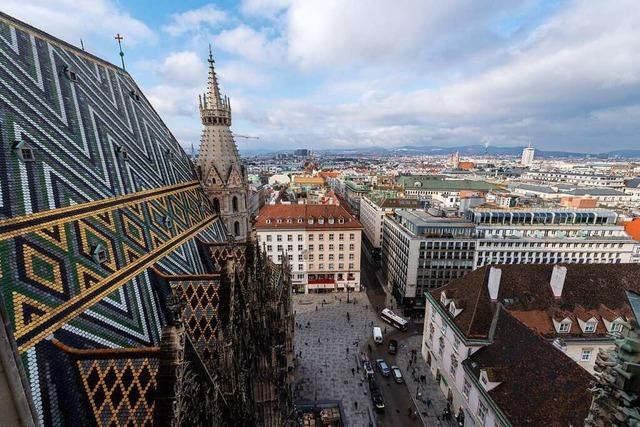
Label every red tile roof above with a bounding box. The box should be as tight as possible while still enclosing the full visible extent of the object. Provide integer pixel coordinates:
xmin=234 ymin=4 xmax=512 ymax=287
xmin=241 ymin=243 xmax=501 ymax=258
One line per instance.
xmin=431 ymin=263 xmax=640 ymax=340
xmin=464 ymin=310 xmax=592 ymax=427
xmin=255 ymin=204 xmax=362 ymax=230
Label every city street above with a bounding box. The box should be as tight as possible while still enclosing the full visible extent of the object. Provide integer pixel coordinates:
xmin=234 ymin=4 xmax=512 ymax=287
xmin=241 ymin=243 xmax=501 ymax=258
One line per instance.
xmin=293 ymin=290 xmax=449 ymax=426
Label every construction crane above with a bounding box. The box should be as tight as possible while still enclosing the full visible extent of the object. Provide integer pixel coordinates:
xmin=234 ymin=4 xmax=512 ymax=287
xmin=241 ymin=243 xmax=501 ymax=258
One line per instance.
xmin=233 ymin=133 xmax=260 ymax=140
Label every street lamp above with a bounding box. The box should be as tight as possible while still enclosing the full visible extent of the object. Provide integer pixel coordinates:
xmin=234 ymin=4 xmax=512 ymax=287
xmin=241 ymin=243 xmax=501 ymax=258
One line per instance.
xmin=347 ymin=268 xmax=351 ymax=303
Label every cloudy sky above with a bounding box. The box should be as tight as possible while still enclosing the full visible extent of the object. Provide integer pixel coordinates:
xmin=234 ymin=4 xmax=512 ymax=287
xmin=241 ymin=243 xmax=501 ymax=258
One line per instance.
xmin=4 ymin=0 xmax=640 ymax=153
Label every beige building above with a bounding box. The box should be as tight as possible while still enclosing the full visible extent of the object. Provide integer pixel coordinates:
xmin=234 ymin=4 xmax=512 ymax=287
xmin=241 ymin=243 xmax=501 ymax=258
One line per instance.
xmin=255 ymin=204 xmax=362 ymax=293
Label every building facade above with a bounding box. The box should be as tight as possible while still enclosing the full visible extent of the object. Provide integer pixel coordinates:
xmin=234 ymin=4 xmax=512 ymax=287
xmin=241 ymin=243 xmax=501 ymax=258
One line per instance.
xmin=381 ymin=211 xmax=476 ymax=313
xmin=256 ymin=204 xmax=362 ymax=293
xmin=381 ymin=207 xmax=636 ymax=311
xmin=468 ymin=208 xmax=635 ymax=267
xmin=359 ymin=194 xmax=421 ymax=260
xmin=420 ymin=264 xmax=638 ymax=425
xmin=197 ymin=49 xmax=250 ymax=239
xmin=520 ymin=144 xmax=535 ymax=166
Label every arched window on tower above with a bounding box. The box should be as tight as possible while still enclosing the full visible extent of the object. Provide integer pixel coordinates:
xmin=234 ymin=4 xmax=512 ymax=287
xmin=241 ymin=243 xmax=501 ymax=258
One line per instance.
xmin=232 ymin=196 xmax=239 ymax=212
xmin=212 ymin=197 xmax=220 ymax=213
xmin=234 ymin=221 xmax=240 ymax=237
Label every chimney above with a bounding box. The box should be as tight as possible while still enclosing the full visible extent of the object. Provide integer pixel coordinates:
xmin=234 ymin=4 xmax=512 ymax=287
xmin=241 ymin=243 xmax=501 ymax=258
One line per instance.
xmin=488 ymin=267 xmax=501 ymax=301
xmin=550 ymin=265 xmax=567 ymax=299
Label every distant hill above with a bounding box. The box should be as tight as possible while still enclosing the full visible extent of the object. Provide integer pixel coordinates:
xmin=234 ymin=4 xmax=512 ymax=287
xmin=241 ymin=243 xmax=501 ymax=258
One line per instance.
xmin=240 ymin=144 xmax=640 ymax=159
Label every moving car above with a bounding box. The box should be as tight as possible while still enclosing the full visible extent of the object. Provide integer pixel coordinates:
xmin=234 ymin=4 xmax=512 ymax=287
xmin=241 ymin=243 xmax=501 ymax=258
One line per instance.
xmin=388 ymin=339 xmax=398 ymax=355
xmin=391 ymin=365 xmax=403 ymax=383
xmin=373 ymin=326 xmax=383 ymax=344
xmin=376 ymin=358 xmax=390 ymax=377
xmin=369 ymin=377 xmax=385 ymax=410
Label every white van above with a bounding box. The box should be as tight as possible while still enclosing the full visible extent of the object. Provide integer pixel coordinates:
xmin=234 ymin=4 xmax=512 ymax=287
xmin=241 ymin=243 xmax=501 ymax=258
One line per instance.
xmin=373 ymin=327 xmax=383 ymax=344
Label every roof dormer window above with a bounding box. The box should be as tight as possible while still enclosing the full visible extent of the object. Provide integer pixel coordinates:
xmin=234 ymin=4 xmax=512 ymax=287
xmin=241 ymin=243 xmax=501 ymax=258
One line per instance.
xmin=328 ymin=217 xmax=334 ymax=224
xmin=558 ymin=321 xmax=571 ymax=333
xmin=287 ymin=217 xmax=292 ymax=223
xmin=611 ymin=322 xmax=623 ymax=333
xmin=584 ymin=321 xmax=597 ymax=333
xmin=297 ymin=217 xmax=303 ymax=223
xmin=276 ymin=218 xmax=282 ymax=223
xmin=338 ymin=217 xmax=344 ymax=224
xmin=12 ymin=141 xmax=35 ymax=162
xmin=266 ymin=218 xmax=272 ymax=224
xmin=318 ymin=217 xmax=324 ymax=224
xmin=308 ymin=217 xmax=314 ymax=224
xmin=129 ymin=90 xmax=142 ymax=103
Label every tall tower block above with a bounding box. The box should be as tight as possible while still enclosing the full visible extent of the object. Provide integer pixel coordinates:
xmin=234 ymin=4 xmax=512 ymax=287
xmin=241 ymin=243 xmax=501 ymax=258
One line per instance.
xmin=197 ymin=47 xmax=250 ymax=239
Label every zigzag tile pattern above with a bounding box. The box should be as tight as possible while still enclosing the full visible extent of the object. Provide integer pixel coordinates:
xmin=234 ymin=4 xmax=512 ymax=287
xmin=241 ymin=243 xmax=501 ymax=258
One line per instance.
xmin=0 ymin=13 xmax=228 ymax=425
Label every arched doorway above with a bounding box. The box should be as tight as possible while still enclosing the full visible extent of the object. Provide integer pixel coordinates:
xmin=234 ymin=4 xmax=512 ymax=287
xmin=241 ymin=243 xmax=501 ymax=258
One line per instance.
xmin=234 ymin=221 xmax=240 ymax=237
xmin=212 ymin=197 xmax=220 ymax=213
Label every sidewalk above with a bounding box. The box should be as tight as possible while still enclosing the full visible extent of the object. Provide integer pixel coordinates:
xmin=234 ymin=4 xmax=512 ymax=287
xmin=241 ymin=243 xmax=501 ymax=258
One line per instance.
xmin=395 ymin=335 xmax=455 ymax=426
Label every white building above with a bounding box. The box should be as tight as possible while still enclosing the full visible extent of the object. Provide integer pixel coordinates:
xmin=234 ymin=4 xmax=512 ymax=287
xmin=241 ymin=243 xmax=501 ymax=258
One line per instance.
xmin=520 ymin=144 xmax=535 ymax=166
xmin=467 ymin=207 xmax=635 ymax=267
xmin=255 ymin=204 xmax=362 ymax=293
xmin=522 ymin=170 xmax=625 ymax=188
xmin=422 ymin=263 xmax=638 ymax=425
xmin=359 ymin=194 xmax=420 ymax=258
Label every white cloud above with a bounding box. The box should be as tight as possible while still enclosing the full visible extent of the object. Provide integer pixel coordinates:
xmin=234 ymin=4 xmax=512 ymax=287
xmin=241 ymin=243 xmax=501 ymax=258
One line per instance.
xmin=214 ymin=25 xmax=285 ymax=63
xmin=241 ymin=0 xmax=291 ymax=18
xmin=2 ymin=0 xmax=156 ymax=46
xmin=285 ymin=0 xmax=527 ymax=70
xmin=163 ymin=4 xmax=227 ymax=36
xmin=154 ymin=51 xmax=207 ymax=86
xmin=217 ymin=61 xmax=270 ymax=86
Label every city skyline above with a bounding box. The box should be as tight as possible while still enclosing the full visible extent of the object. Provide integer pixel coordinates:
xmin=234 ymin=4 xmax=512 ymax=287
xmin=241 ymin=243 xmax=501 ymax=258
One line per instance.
xmin=3 ymin=0 xmax=640 ymax=153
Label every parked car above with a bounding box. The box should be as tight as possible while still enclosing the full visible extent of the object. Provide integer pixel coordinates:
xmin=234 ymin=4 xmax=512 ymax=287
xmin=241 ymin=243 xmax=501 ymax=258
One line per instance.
xmin=376 ymin=358 xmax=390 ymax=377
xmin=391 ymin=366 xmax=403 ymax=383
xmin=369 ymin=377 xmax=385 ymax=410
xmin=388 ymin=339 xmax=398 ymax=355
xmin=363 ymin=360 xmax=375 ymax=378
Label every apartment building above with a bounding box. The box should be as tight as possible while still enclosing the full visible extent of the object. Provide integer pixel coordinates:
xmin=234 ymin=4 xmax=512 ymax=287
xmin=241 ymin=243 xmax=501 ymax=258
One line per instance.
xmin=359 ymin=194 xmax=421 ymax=260
xmin=381 ymin=211 xmax=476 ymax=312
xmin=468 ymin=207 xmax=635 ymax=267
xmin=423 ymin=269 xmax=594 ymax=427
xmin=422 ymin=265 xmax=640 ymax=426
xmin=255 ymin=204 xmax=362 ymax=293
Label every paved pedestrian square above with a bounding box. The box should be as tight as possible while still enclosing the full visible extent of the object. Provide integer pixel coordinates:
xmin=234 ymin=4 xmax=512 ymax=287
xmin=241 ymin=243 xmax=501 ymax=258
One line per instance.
xmin=293 ymin=292 xmax=380 ymax=426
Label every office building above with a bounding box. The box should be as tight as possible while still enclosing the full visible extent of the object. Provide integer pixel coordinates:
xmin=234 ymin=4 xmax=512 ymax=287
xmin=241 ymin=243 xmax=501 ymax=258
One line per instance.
xmin=468 ymin=207 xmax=635 ymax=267
xmin=520 ymin=144 xmax=535 ymax=166
xmin=382 ymin=206 xmax=636 ymax=310
xmin=382 ymin=211 xmax=476 ymax=312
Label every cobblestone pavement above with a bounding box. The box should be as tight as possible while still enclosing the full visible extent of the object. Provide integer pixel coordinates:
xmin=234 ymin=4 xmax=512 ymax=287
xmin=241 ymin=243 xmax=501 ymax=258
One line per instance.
xmin=395 ymin=334 xmax=455 ymax=426
xmin=293 ymin=292 xmax=380 ymax=426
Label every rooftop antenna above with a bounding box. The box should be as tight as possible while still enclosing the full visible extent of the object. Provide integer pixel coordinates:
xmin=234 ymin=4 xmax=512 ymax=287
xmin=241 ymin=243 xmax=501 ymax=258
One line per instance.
xmin=114 ymin=33 xmax=126 ymax=71
xmin=80 ymin=39 xmax=85 ymax=51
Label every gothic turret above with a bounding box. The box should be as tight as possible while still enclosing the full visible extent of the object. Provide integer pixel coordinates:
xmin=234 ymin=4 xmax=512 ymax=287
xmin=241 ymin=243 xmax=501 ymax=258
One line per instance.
xmin=197 ymin=46 xmax=250 ymax=240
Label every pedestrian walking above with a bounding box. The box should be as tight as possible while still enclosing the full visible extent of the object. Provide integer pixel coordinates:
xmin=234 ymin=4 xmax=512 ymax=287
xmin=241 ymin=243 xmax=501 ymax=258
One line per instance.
xmin=315 ymin=305 xmax=318 ymax=311
xmin=354 ymin=401 xmax=358 ymax=409
xmin=346 ymin=347 xmax=349 ymax=354
xmin=351 ymin=368 xmax=355 ymax=376
xmin=356 ymin=365 xmax=360 ymax=373
xmin=318 ymin=338 xmax=321 ymax=344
